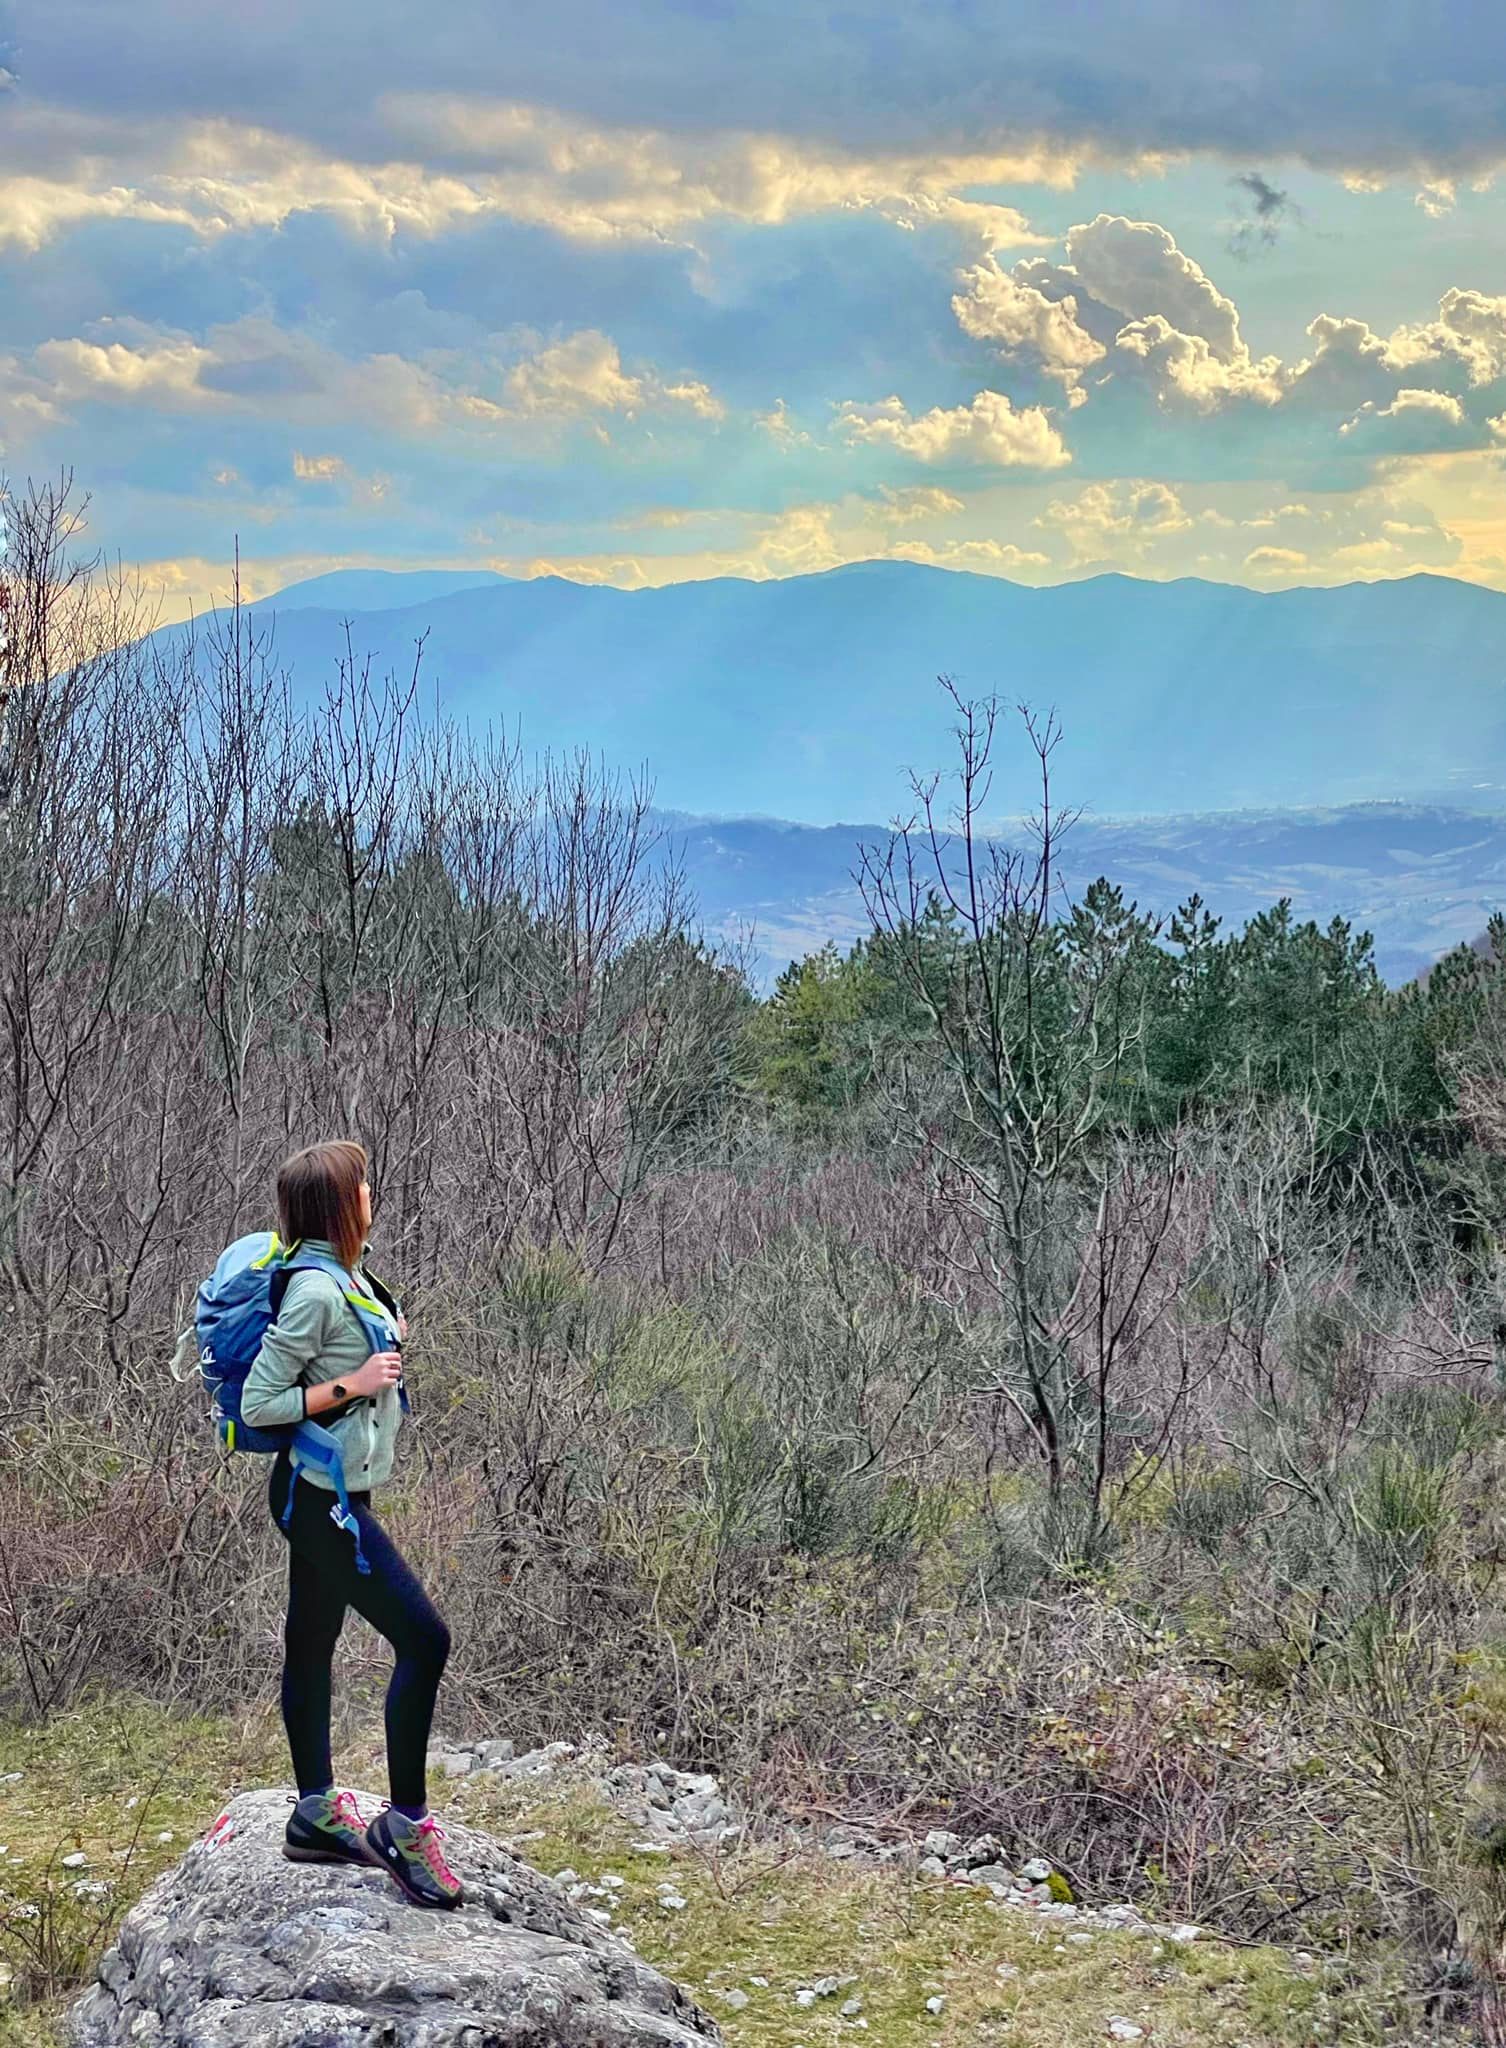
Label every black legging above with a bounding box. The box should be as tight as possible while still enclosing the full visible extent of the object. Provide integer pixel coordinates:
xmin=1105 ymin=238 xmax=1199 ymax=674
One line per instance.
xmin=268 ymin=1450 xmax=451 ymax=1810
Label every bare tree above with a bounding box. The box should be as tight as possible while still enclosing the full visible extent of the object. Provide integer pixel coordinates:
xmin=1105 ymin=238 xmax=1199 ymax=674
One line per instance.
xmin=859 ymin=685 xmax=1190 ymax=1548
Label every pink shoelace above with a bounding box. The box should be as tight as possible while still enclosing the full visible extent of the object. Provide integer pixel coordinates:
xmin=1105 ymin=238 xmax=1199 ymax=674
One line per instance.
xmin=331 ymin=1790 xmax=369 ymax=1834
xmin=411 ymin=1813 xmax=459 ymax=1889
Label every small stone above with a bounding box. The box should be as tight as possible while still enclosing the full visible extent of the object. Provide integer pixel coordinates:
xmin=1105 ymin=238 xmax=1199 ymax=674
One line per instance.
xmin=963 ymin=1833 xmax=1006 ymax=1867
xmin=554 ymin=1868 xmax=579 ymax=1886
xmin=749 ymin=1974 xmax=769 ymax=1987
xmin=925 ymin=1994 xmax=946 ymax=2015
xmin=61 ymin=1852 xmax=89 ymax=1869
xmin=916 ymin=1855 xmax=947 ymax=1879
xmin=154 ymin=1831 xmax=174 ymax=1846
xmin=1108 ymin=2022 xmax=1144 ymax=2042
xmin=656 ymin=1889 xmax=688 ymax=1911
xmin=440 ymin=1751 xmax=474 ymax=1780
xmin=922 ymin=1829 xmax=962 ymax=1861
xmin=1020 ymin=1856 xmax=1053 ymax=1883
xmin=795 ymin=1988 xmax=817 ymax=2009
xmin=474 ymin=1738 xmax=515 ymax=1768
xmin=969 ymin=1863 xmax=1015 ymax=1889
xmin=841 ymin=1996 xmax=864 ymax=2016
xmin=1168 ymin=1922 xmax=1200 ymax=1944
xmin=719 ymin=1988 xmax=750 ymax=2010
xmin=601 ymin=1873 xmax=625 ymax=1889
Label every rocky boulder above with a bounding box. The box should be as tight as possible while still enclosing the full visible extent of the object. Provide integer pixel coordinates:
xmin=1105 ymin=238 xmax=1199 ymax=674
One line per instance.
xmin=69 ymin=1789 xmax=721 ymax=2047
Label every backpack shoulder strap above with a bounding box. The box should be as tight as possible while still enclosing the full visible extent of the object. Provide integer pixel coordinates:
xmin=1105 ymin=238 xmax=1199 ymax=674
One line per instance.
xmin=365 ymin=1269 xmax=401 ymax=1322
xmin=281 ymin=1250 xmax=395 ymax=1355
xmin=273 ymin=1249 xmax=410 ymax=1415
xmin=266 ymin=1255 xmax=337 ymax=1320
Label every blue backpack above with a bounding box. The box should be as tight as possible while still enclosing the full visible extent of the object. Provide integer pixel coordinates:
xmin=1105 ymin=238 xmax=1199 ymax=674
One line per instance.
xmin=188 ymin=1231 xmax=408 ymax=1575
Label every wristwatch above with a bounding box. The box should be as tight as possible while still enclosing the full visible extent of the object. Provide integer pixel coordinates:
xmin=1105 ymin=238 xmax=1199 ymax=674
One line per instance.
xmin=331 ymin=1381 xmax=349 ymax=1401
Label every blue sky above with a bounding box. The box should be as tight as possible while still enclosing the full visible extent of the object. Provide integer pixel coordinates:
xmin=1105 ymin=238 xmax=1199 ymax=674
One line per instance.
xmin=1 ymin=0 xmax=1504 ymax=617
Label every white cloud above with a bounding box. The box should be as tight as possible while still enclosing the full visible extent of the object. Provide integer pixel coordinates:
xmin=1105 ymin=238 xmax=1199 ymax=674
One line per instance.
xmin=17 ymin=319 xmax=722 ymax=452
xmin=1412 ymin=288 xmax=1506 ymax=383
xmin=504 ymin=331 xmax=723 ymax=422
xmin=1114 ymin=316 xmax=1283 ymax=406
xmin=952 ymin=259 xmax=1106 ymax=389
xmin=1343 ymin=387 xmax=1466 ymax=429
xmin=0 ymin=362 xmax=60 ymax=458
xmin=756 ymin=398 xmax=813 ymax=448
xmin=0 ymin=101 xmax=1070 ymax=255
xmin=884 ymin=194 xmax=1051 ymax=253
xmin=888 ymin=536 xmax=1050 ymax=574
xmin=836 ymin=389 xmax=1069 ymax=468
xmin=1245 ymin=545 xmax=1309 ymax=576
xmin=1000 ymin=215 xmax=1283 ymax=411
xmin=289 ymin=450 xmax=390 ymax=501
xmin=1033 ymin=479 xmax=1191 ymax=560
xmin=1061 ymin=214 xmax=1244 ymax=356
xmin=504 ymin=331 xmax=642 ymax=415
xmin=977 ymin=222 xmax=1506 ymax=456
xmin=1287 ymin=293 xmax=1506 ymax=413
xmin=32 ymin=334 xmax=213 ymax=405
xmin=876 ymin=485 xmax=966 ymax=524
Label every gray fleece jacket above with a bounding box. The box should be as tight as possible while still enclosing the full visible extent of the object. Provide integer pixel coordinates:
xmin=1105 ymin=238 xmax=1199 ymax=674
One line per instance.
xmin=239 ymin=1238 xmax=404 ymax=1492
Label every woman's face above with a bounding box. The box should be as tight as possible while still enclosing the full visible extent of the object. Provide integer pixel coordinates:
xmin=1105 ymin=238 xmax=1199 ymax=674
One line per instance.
xmin=358 ymin=1178 xmax=372 ymax=1236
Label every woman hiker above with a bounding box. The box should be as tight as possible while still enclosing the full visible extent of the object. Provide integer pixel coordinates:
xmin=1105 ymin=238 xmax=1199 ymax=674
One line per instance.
xmin=241 ymin=1138 xmax=462 ymax=1909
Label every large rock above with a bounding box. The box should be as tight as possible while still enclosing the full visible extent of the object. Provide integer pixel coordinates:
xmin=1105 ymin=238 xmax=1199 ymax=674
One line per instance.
xmin=69 ymin=1789 xmax=721 ymax=2047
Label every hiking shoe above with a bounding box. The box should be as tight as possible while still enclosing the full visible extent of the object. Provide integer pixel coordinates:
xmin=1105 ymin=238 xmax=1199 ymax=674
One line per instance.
xmin=366 ymin=1808 xmax=464 ymax=1910
xmin=283 ymin=1789 xmax=379 ymax=1868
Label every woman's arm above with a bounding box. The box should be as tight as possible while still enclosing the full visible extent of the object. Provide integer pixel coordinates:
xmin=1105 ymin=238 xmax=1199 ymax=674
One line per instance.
xmin=241 ymin=1274 xmax=332 ymax=1428
xmin=242 ymin=1274 xmax=403 ymax=1426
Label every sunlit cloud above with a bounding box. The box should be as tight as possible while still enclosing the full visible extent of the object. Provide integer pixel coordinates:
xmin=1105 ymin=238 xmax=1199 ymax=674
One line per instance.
xmin=0 ymin=100 xmax=1075 ymax=254
xmin=1034 ymin=480 xmax=1192 ymax=562
xmin=835 ymin=389 xmax=1070 ymax=469
xmin=4 ymin=10 xmax=1506 ymax=608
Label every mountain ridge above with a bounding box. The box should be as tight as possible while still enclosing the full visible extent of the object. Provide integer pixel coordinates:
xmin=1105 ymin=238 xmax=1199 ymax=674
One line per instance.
xmin=155 ymin=561 xmax=1506 ymax=980
xmin=165 ymin=556 xmax=1506 ymax=824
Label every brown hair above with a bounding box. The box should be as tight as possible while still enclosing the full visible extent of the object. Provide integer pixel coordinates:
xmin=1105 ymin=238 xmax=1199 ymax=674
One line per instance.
xmin=276 ymin=1140 xmax=368 ymax=1271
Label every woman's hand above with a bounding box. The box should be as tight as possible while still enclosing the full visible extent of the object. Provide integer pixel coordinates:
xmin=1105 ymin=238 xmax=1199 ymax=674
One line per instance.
xmin=350 ymin=1350 xmax=404 ymax=1399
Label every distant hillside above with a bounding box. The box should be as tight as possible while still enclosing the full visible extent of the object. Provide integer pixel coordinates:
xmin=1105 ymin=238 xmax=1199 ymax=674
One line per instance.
xmin=663 ymin=801 xmax=1506 ymax=990
xmin=153 ymin=563 xmax=1506 ymax=986
xmin=255 ymin=567 xmax=512 ymax=613
xmin=159 ymin=560 xmax=1506 ymax=826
